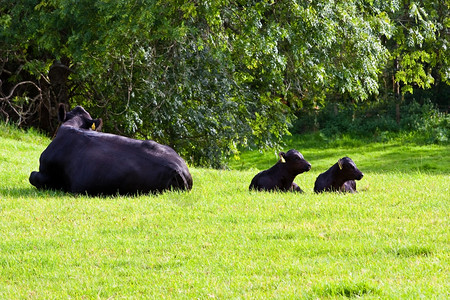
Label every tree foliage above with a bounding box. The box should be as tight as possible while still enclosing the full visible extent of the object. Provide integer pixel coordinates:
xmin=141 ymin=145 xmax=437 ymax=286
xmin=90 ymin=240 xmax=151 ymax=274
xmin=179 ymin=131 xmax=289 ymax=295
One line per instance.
xmin=1 ymin=0 xmax=449 ymax=166
xmin=388 ymin=0 xmax=450 ymax=94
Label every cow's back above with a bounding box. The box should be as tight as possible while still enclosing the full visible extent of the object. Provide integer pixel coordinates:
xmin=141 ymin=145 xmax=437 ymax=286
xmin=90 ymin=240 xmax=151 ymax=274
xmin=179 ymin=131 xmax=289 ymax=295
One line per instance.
xmin=73 ymin=132 xmax=192 ymax=194
xmin=313 ymin=170 xmax=333 ymax=193
xmin=249 ymin=167 xmax=281 ymax=191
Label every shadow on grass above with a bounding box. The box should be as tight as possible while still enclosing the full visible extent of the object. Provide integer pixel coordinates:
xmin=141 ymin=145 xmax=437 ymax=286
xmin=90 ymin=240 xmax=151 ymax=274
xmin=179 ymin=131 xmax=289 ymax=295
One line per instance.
xmin=388 ymin=245 xmax=434 ymax=257
xmin=0 ymin=186 xmax=179 ymax=199
xmin=0 ymin=187 xmax=69 ymax=199
xmin=312 ymin=281 xmax=381 ymax=298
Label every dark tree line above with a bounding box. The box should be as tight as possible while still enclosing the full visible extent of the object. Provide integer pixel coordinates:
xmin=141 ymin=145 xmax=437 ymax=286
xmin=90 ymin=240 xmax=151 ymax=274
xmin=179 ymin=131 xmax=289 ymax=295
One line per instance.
xmin=1 ymin=0 xmax=449 ymax=166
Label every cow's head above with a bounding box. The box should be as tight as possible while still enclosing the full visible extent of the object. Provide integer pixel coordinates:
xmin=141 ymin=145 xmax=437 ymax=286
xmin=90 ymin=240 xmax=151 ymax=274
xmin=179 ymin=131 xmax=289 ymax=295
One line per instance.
xmin=337 ymin=157 xmax=364 ymax=180
xmin=58 ymin=104 xmax=102 ymax=131
xmin=279 ymin=149 xmax=311 ymax=174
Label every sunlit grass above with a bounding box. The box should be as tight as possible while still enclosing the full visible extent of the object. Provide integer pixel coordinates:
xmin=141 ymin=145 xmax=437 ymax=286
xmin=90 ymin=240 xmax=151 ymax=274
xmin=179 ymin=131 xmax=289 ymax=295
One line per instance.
xmin=0 ymin=124 xmax=448 ymax=298
xmin=230 ymin=133 xmax=450 ymax=174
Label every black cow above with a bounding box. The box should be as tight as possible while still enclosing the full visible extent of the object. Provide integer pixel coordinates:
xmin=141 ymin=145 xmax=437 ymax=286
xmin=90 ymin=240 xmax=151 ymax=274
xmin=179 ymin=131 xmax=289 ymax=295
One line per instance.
xmin=313 ymin=157 xmax=364 ymax=193
xmin=249 ymin=149 xmax=311 ymax=192
xmin=29 ymin=104 xmax=193 ymax=195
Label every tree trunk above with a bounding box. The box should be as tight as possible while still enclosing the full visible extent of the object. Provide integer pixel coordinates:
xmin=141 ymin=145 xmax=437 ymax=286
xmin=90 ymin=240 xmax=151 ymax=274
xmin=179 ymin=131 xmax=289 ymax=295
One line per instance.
xmin=394 ymin=57 xmax=401 ymax=125
xmin=40 ymin=60 xmax=72 ymax=134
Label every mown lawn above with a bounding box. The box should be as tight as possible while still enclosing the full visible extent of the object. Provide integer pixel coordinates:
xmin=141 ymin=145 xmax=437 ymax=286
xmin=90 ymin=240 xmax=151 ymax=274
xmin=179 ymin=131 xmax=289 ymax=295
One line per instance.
xmin=0 ymin=124 xmax=449 ymax=299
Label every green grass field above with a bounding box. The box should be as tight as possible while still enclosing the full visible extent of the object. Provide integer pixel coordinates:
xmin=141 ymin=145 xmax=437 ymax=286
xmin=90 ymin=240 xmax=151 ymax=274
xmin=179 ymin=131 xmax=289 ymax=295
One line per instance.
xmin=0 ymin=124 xmax=449 ymax=299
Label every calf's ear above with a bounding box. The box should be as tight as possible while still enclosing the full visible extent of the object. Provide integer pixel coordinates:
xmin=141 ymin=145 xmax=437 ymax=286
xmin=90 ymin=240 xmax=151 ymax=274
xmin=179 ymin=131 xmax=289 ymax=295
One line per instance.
xmin=279 ymin=152 xmax=286 ymax=163
xmin=58 ymin=103 xmax=66 ymax=122
xmin=92 ymin=118 xmax=103 ymax=131
xmin=338 ymin=158 xmax=343 ymax=170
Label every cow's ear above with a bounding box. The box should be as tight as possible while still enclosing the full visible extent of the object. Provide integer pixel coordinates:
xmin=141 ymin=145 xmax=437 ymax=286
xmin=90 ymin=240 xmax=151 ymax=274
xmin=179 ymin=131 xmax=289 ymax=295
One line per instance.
xmin=279 ymin=152 xmax=286 ymax=163
xmin=93 ymin=118 xmax=103 ymax=131
xmin=338 ymin=158 xmax=343 ymax=170
xmin=58 ymin=103 xmax=66 ymax=122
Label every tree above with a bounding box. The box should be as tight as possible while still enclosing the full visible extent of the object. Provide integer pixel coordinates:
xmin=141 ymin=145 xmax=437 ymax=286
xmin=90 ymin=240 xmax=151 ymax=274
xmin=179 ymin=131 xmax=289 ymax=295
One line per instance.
xmin=373 ymin=0 xmax=449 ymax=122
xmin=390 ymin=0 xmax=449 ymax=92
xmin=2 ymin=0 xmax=446 ymax=166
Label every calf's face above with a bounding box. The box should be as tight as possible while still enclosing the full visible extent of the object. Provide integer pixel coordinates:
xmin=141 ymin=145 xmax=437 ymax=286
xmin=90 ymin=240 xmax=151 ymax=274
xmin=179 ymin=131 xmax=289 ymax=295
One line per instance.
xmin=58 ymin=104 xmax=103 ymax=131
xmin=338 ymin=157 xmax=364 ymax=180
xmin=280 ymin=149 xmax=311 ymax=174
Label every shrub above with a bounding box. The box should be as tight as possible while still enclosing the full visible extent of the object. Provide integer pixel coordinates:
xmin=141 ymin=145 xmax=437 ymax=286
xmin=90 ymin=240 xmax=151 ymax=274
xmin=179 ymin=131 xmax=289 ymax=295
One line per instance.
xmin=292 ymin=99 xmax=449 ymax=144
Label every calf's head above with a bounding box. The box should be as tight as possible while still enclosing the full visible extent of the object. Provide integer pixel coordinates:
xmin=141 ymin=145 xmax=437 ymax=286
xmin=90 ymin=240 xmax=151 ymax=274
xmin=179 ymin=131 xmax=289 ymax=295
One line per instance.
xmin=337 ymin=157 xmax=364 ymax=180
xmin=279 ymin=149 xmax=311 ymax=174
xmin=58 ymin=104 xmax=102 ymax=131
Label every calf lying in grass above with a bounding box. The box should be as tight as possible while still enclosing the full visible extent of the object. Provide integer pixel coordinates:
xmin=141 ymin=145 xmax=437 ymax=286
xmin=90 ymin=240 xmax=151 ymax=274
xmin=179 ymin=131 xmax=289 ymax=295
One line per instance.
xmin=314 ymin=157 xmax=364 ymax=193
xmin=249 ymin=149 xmax=311 ymax=192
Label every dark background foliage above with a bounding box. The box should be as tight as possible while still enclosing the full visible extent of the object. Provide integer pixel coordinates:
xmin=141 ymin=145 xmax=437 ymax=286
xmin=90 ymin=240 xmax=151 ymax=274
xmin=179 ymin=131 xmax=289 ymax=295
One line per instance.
xmin=1 ymin=0 xmax=449 ymax=166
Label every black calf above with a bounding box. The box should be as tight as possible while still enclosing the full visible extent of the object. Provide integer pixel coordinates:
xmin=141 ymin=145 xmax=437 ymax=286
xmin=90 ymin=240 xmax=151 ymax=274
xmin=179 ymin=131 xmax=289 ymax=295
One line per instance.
xmin=249 ymin=149 xmax=311 ymax=192
xmin=314 ymin=157 xmax=363 ymax=193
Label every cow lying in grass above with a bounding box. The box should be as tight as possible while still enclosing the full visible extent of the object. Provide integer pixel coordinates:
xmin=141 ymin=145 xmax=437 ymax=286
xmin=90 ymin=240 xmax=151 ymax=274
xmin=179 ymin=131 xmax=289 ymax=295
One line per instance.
xmin=29 ymin=104 xmax=193 ymax=195
xmin=314 ymin=157 xmax=364 ymax=193
xmin=249 ymin=149 xmax=311 ymax=192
